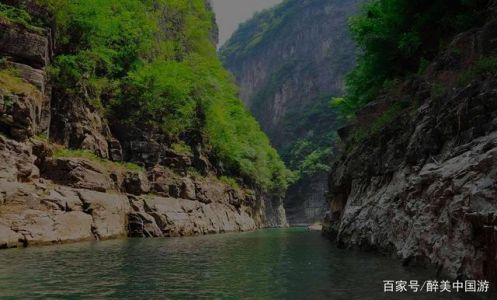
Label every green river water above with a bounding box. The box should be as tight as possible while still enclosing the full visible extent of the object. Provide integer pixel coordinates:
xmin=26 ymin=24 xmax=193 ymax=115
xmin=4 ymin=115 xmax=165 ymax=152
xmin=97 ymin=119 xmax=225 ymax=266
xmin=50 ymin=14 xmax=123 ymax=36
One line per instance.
xmin=0 ymin=228 xmax=490 ymax=299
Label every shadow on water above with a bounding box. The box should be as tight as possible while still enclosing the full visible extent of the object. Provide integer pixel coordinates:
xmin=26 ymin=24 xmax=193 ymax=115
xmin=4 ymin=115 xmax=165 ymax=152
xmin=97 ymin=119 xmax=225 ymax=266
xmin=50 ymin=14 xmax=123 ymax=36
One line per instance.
xmin=0 ymin=228 xmax=491 ymax=299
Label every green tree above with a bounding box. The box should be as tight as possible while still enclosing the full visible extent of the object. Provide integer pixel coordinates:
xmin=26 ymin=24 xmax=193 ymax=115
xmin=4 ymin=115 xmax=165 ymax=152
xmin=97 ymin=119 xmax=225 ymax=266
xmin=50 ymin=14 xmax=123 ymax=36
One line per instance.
xmin=40 ymin=0 xmax=291 ymax=193
xmin=339 ymin=0 xmax=489 ymax=118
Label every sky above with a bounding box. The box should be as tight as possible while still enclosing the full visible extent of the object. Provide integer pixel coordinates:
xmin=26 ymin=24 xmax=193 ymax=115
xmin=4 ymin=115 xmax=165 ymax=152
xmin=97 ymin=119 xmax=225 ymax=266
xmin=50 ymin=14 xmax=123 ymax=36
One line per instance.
xmin=211 ymin=0 xmax=283 ymax=47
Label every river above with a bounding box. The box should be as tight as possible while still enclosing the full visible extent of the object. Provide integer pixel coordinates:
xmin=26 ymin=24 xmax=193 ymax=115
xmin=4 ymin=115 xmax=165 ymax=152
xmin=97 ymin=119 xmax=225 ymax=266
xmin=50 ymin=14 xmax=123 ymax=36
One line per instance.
xmin=0 ymin=228 xmax=489 ymax=299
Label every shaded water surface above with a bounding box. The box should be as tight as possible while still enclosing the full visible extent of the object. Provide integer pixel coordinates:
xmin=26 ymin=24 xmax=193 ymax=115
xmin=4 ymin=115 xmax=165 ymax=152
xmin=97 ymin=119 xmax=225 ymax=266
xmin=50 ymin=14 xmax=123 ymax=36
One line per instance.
xmin=0 ymin=228 xmax=489 ymax=299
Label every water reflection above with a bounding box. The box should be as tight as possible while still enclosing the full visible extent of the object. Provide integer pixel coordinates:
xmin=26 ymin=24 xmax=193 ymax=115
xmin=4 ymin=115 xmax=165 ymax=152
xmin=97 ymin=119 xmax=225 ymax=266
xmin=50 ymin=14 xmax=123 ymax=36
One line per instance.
xmin=0 ymin=229 xmax=490 ymax=299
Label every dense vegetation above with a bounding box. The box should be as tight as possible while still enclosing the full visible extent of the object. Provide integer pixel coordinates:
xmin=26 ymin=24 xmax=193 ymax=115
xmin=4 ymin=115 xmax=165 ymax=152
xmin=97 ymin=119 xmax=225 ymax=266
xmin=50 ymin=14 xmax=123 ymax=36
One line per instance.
xmin=0 ymin=2 xmax=44 ymax=32
xmin=221 ymin=0 xmax=344 ymax=181
xmin=33 ymin=0 xmax=290 ymax=193
xmin=220 ymin=0 xmax=302 ymax=64
xmin=281 ymin=96 xmax=339 ymax=178
xmin=336 ymin=0 xmax=491 ymax=118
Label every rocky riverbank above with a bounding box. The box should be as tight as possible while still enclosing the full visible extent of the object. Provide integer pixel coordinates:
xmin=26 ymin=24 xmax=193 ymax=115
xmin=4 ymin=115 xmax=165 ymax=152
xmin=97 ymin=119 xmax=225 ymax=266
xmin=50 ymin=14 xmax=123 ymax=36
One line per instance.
xmin=0 ymin=0 xmax=287 ymax=249
xmin=325 ymin=5 xmax=497 ymax=283
xmin=0 ymin=134 xmax=289 ymax=249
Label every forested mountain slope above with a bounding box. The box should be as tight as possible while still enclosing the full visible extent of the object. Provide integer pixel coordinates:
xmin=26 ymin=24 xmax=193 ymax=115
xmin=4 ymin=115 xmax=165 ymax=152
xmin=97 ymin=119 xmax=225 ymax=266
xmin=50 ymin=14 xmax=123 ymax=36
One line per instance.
xmin=220 ymin=0 xmax=361 ymax=224
xmin=0 ymin=0 xmax=290 ymax=248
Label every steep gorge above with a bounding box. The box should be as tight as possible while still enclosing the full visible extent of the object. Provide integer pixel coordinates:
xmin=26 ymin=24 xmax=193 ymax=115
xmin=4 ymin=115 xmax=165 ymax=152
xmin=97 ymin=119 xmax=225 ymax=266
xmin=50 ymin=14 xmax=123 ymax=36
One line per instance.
xmin=220 ymin=0 xmax=361 ymax=225
xmin=325 ymin=0 xmax=497 ymax=283
xmin=0 ymin=0 xmax=288 ymax=248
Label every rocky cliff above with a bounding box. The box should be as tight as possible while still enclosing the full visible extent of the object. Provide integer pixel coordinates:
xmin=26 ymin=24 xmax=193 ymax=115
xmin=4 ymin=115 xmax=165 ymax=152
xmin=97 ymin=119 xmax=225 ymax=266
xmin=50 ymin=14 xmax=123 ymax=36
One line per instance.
xmin=0 ymin=0 xmax=287 ymax=249
xmin=325 ymin=5 xmax=497 ymax=283
xmin=220 ymin=0 xmax=360 ymax=224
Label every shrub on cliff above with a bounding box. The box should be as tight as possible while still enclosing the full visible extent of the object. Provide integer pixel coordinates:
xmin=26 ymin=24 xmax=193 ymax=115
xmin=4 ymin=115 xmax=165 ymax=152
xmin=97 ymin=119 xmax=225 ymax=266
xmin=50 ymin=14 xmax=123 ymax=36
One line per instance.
xmin=40 ymin=0 xmax=291 ymax=194
xmin=337 ymin=0 xmax=490 ymax=118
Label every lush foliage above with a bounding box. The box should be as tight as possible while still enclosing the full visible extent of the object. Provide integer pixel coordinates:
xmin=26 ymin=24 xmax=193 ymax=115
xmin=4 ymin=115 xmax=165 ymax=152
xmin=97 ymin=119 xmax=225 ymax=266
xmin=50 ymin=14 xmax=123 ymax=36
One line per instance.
xmin=53 ymin=147 xmax=143 ymax=172
xmin=338 ymin=0 xmax=490 ymax=118
xmin=221 ymin=0 xmax=342 ymax=181
xmin=348 ymin=101 xmax=409 ymax=144
xmin=458 ymin=56 xmax=497 ymax=85
xmin=281 ymin=96 xmax=339 ymax=178
xmin=0 ymin=3 xmax=44 ymax=32
xmin=0 ymin=68 xmax=41 ymax=98
xmin=40 ymin=0 xmax=290 ymax=193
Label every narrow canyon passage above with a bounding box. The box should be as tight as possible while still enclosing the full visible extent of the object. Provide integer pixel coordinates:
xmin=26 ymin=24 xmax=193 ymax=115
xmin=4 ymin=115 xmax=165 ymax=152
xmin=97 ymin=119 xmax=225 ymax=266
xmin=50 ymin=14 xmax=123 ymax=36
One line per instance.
xmin=1 ymin=0 xmax=497 ymax=298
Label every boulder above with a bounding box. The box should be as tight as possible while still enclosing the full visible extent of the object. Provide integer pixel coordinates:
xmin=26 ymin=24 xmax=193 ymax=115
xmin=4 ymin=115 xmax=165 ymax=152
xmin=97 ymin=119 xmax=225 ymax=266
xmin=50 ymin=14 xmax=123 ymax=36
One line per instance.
xmin=122 ymin=171 xmax=150 ymax=195
xmin=40 ymin=186 xmax=84 ymax=211
xmin=80 ymin=134 xmax=109 ymax=159
xmin=128 ymin=212 xmax=163 ymax=238
xmin=0 ymin=223 xmax=21 ymax=248
xmin=0 ymin=23 xmax=50 ymax=68
xmin=0 ymin=90 xmax=44 ymax=141
xmin=180 ymin=177 xmax=196 ymax=200
xmin=0 ymin=136 xmax=35 ymax=181
xmin=139 ymin=195 xmax=257 ymax=237
xmin=8 ymin=62 xmax=47 ymax=93
xmin=77 ymin=189 xmax=130 ymax=239
xmin=108 ymin=138 xmax=123 ymax=161
xmin=30 ymin=138 xmax=53 ymax=167
xmin=41 ymin=158 xmax=113 ymax=192
xmin=9 ymin=209 xmax=93 ymax=245
xmin=149 ymin=165 xmax=180 ymax=196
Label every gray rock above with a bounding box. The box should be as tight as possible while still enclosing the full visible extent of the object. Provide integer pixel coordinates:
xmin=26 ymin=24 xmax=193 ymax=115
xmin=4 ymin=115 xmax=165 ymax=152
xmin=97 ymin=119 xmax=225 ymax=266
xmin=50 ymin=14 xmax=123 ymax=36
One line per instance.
xmin=326 ymin=19 xmax=497 ymax=282
xmin=41 ymin=158 xmax=113 ymax=192
xmin=77 ymin=189 xmax=131 ymax=239
xmin=0 ymin=23 xmax=49 ymax=69
xmin=0 ymin=223 xmax=21 ymax=248
xmin=139 ymin=195 xmax=257 ymax=237
xmin=180 ymin=177 xmax=196 ymax=200
xmin=123 ymin=171 xmax=150 ymax=195
xmin=0 ymin=136 xmax=35 ymax=181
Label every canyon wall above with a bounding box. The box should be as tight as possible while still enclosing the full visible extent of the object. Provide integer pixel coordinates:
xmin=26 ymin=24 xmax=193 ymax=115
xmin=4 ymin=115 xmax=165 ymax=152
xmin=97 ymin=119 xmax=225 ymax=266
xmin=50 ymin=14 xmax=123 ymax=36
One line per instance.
xmin=220 ymin=0 xmax=360 ymax=224
xmin=325 ymin=8 xmax=497 ymax=282
xmin=0 ymin=0 xmax=286 ymax=249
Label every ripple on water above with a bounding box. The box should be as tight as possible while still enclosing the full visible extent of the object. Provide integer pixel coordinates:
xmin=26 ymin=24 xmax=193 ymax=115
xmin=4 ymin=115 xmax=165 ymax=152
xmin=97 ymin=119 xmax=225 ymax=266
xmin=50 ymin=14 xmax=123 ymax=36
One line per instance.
xmin=0 ymin=228 xmax=491 ymax=299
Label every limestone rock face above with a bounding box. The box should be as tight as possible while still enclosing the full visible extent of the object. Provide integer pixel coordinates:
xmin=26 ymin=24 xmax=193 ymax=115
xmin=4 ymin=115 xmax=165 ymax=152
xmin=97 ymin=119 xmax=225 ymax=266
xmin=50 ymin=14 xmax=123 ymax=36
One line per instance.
xmin=122 ymin=171 xmax=150 ymax=195
xmin=132 ymin=196 xmax=256 ymax=237
xmin=0 ymin=136 xmax=36 ymax=181
xmin=285 ymin=173 xmax=328 ymax=225
xmin=49 ymin=96 xmax=118 ymax=159
xmin=0 ymin=23 xmax=50 ymax=69
xmin=77 ymin=190 xmax=130 ymax=239
xmin=0 ymin=181 xmax=95 ymax=246
xmin=0 ymin=21 xmax=52 ymax=141
xmin=220 ymin=0 xmax=362 ymax=225
xmin=259 ymin=193 xmax=289 ymax=228
xmin=41 ymin=158 xmax=114 ymax=192
xmin=0 ymin=0 xmax=289 ymax=250
xmin=325 ymin=18 xmax=497 ymax=283
xmin=0 ymin=223 xmax=22 ymax=249
xmin=0 ymin=134 xmax=288 ymax=248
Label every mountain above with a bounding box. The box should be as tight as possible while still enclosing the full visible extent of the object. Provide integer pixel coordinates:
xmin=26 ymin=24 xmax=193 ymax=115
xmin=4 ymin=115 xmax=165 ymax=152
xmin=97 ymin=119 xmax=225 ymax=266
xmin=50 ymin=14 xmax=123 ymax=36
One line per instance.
xmin=0 ymin=0 xmax=289 ymax=248
xmin=220 ymin=0 xmax=361 ymax=224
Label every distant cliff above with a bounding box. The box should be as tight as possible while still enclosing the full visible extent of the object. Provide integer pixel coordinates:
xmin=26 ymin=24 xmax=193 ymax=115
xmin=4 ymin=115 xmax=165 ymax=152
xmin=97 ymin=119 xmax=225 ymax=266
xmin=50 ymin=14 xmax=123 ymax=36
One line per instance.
xmin=220 ymin=0 xmax=361 ymax=224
